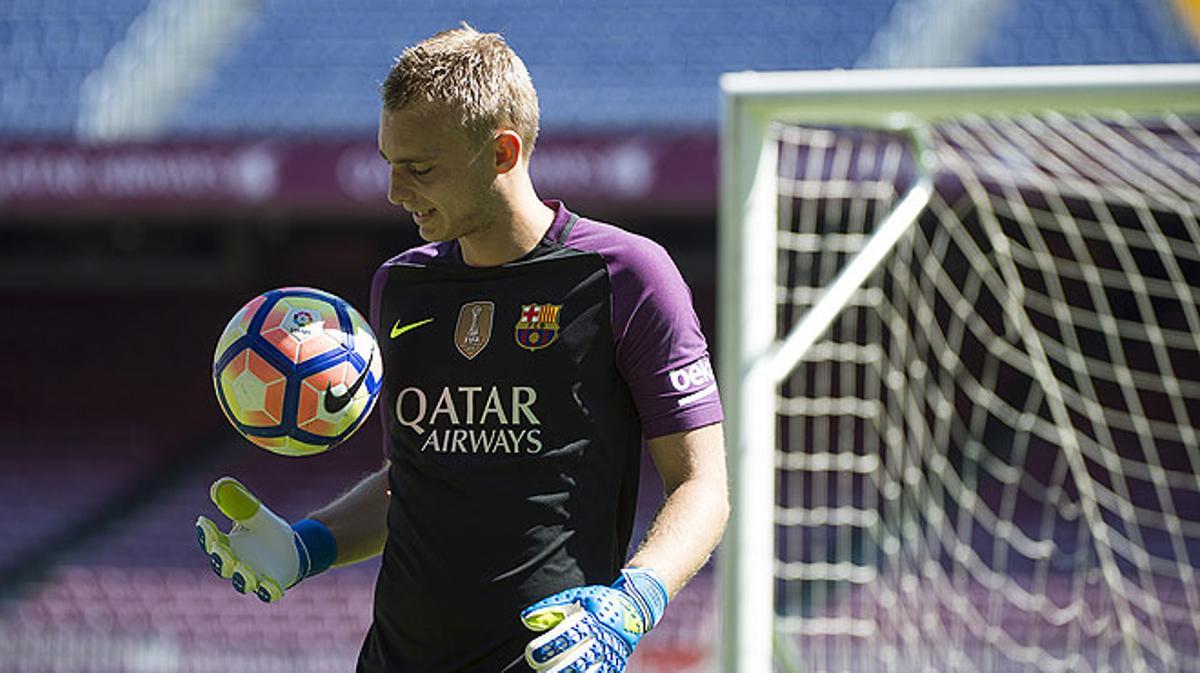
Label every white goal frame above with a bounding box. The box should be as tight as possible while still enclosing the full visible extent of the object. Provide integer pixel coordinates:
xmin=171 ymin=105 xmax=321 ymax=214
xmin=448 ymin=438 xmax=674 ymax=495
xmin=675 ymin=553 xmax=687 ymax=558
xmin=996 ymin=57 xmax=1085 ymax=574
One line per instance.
xmin=716 ymin=64 xmax=1200 ymax=673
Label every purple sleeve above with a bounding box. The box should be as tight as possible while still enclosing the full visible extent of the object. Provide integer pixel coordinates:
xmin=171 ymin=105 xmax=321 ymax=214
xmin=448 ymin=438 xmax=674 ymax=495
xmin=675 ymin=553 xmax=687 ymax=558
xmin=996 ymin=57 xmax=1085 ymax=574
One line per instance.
xmin=604 ymin=235 xmax=723 ymax=438
xmin=369 ymin=263 xmax=387 ymax=338
xmin=370 ymin=262 xmax=393 ymax=460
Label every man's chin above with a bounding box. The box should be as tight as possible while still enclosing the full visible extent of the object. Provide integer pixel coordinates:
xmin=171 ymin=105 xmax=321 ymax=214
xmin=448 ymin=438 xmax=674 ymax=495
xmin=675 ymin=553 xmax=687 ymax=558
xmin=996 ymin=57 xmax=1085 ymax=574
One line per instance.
xmin=415 ymin=224 xmax=453 ymax=243
xmin=411 ymin=213 xmax=443 ymax=242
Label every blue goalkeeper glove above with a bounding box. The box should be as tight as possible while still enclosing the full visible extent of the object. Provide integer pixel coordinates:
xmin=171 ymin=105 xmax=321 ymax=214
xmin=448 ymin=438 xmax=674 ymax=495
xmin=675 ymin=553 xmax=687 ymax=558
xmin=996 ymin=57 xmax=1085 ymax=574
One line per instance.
xmin=194 ymin=477 xmax=336 ymax=603
xmin=520 ymin=567 xmax=669 ymax=673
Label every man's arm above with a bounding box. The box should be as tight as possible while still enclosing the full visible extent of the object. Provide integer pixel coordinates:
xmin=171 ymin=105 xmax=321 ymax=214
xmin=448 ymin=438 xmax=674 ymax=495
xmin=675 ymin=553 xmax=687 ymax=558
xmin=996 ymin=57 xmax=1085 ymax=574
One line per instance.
xmin=309 ymin=463 xmax=391 ymax=567
xmin=628 ymin=422 xmax=729 ymax=596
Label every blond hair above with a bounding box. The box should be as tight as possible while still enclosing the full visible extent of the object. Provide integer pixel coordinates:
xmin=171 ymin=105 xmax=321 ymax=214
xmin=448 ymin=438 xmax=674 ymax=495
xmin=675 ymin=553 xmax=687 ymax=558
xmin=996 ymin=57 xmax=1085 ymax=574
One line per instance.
xmin=381 ymin=25 xmax=540 ymax=158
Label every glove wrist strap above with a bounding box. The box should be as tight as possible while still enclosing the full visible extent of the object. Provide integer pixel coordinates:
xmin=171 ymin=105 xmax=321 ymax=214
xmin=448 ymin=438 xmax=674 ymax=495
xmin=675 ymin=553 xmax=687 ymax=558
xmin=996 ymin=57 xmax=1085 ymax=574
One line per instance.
xmin=615 ymin=567 xmax=669 ymax=630
xmin=292 ymin=518 xmax=337 ymax=581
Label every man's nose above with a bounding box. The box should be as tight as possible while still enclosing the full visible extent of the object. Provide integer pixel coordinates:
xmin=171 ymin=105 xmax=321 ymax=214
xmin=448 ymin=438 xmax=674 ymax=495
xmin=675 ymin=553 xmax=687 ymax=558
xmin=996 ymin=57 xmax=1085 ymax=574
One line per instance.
xmin=387 ymin=169 xmax=413 ymax=206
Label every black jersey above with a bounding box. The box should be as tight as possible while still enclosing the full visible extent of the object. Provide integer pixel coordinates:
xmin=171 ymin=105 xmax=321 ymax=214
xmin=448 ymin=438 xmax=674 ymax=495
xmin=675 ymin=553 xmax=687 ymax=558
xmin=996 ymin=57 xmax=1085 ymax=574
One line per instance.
xmin=358 ymin=202 xmax=722 ymax=672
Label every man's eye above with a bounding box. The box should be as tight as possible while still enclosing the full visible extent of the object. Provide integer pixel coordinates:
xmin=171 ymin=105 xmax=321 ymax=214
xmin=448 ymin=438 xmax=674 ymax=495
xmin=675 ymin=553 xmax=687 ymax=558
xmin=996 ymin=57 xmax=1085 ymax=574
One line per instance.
xmin=409 ymin=165 xmax=432 ymax=176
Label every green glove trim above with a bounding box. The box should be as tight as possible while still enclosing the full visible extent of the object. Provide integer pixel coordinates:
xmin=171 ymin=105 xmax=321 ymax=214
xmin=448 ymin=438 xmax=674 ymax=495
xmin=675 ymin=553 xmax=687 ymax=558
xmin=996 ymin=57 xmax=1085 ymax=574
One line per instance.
xmin=211 ymin=477 xmax=260 ymax=521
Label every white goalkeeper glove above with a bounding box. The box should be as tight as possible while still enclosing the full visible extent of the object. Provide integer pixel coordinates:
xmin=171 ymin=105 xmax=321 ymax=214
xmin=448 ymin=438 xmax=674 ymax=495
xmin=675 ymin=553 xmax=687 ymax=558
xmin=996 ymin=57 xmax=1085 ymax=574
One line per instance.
xmin=194 ymin=477 xmax=336 ymax=603
xmin=520 ymin=567 xmax=669 ymax=673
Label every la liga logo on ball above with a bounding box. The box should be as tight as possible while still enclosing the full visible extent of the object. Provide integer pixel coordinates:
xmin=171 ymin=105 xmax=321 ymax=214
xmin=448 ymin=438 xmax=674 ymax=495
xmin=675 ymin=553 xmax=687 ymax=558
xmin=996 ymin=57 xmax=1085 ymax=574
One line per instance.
xmin=288 ymin=310 xmax=316 ymax=332
xmin=212 ymin=287 xmax=383 ymax=456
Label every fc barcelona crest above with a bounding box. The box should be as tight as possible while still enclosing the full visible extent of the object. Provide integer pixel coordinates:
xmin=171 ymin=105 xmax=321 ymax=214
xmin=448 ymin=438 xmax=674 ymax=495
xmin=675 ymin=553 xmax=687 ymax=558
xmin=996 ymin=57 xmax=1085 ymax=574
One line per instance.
xmin=455 ymin=301 xmax=494 ymax=360
xmin=515 ymin=303 xmax=561 ymax=351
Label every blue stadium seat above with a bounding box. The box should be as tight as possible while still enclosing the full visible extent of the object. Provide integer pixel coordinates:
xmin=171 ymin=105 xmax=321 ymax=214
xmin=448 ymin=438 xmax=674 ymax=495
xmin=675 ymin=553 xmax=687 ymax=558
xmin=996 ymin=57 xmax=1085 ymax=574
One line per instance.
xmin=978 ymin=0 xmax=1198 ymax=67
xmin=0 ymin=0 xmax=150 ymax=136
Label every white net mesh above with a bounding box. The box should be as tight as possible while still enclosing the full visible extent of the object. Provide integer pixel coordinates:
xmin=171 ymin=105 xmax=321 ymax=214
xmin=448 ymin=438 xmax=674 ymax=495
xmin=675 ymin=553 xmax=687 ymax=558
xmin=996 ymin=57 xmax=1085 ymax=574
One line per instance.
xmin=773 ymin=113 xmax=1200 ymax=673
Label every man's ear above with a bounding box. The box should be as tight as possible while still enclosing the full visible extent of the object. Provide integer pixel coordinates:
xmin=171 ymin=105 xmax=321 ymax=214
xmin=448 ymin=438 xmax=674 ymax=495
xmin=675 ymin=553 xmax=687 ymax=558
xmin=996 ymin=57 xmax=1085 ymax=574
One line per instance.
xmin=494 ymin=130 xmax=523 ymax=174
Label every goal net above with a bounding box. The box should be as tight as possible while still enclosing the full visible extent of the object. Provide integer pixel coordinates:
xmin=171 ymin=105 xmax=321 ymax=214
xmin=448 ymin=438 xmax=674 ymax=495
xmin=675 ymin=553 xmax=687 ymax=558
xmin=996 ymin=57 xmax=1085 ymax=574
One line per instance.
xmin=717 ymin=65 xmax=1200 ymax=673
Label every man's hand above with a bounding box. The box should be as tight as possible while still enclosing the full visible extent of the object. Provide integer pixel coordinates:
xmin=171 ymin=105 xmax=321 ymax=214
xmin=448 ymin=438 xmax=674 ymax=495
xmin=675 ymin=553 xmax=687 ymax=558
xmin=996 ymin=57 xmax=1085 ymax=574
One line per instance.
xmin=520 ymin=568 xmax=669 ymax=672
xmin=194 ymin=477 xmax=336 ymax=603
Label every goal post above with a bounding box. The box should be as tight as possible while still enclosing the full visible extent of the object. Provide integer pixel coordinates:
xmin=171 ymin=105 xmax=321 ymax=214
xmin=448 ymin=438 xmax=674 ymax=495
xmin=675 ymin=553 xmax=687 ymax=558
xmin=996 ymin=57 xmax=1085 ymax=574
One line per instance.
xmin=717 ymin=64 xmax=1200 ymax=673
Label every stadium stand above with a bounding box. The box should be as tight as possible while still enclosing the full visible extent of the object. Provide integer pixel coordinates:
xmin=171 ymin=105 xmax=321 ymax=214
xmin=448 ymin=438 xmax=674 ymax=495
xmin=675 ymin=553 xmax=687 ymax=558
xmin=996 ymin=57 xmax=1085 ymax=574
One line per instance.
xmin=139 ymin=0 xmax=1200 ymax=134
xmin=2 ymin=0 xmax=1196 ymax=138
xmin=0 ymin=290 xmax=226 ymax=586
xmin=0 ymin=442 xmax=150 ymax=576
xmin=978 ymin=0 xmax=1198 ymax=66
xmin=169 ymin=0 xmax=897 ymax=134
xmin=0 ymin=0 xmax=150 ymax=135
xmin=0 ymin=393 xmax=386 ymax=670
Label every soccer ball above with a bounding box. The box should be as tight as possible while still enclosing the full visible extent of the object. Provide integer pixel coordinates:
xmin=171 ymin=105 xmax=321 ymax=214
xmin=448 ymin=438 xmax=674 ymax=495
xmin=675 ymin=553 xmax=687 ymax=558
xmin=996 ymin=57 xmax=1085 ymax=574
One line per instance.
xmin=212 ymin=287 xmax=383 ymax=456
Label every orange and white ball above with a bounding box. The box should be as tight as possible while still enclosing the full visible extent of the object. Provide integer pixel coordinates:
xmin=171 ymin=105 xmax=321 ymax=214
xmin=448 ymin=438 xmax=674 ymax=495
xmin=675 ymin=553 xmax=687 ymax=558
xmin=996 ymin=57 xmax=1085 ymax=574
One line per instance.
xmin=213 ymin=287 xmax=382 ymax=456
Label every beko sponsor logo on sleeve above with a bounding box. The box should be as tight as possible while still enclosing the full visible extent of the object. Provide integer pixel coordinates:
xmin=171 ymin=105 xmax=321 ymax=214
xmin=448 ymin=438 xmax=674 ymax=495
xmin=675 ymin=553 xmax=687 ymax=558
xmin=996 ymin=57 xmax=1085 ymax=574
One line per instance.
xmin=668 ymin=356 xmax=718 ymax=407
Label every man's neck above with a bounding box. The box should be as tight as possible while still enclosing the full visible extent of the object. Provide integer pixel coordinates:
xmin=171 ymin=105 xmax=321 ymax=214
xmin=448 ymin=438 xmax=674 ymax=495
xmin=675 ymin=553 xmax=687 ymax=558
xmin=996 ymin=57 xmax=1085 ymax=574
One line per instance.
xmin=459 ymin=191 xmax=556 ymax=267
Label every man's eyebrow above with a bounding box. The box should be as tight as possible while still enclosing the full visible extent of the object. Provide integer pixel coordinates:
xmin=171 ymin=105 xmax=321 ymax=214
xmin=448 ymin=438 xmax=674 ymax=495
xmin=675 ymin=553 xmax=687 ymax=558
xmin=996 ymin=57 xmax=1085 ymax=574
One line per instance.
xmin=379 ymin=149 xmax=433 ymax=164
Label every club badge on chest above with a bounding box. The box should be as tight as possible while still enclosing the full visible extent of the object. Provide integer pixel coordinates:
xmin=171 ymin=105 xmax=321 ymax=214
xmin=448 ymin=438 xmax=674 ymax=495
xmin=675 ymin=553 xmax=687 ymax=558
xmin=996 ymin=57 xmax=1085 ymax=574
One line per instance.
xmin=515 ymin=303 xmax=562 ymax=352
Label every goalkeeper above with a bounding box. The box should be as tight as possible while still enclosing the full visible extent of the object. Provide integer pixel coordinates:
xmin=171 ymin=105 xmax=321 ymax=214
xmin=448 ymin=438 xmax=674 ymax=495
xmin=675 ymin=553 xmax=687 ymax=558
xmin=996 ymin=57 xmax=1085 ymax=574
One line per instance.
xmin=196 ymin=24 xmax=728 ymax=673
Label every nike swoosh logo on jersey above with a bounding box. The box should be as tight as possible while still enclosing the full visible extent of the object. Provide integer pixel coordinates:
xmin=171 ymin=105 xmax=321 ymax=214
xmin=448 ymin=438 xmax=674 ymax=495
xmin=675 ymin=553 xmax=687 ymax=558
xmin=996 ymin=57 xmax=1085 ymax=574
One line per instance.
xmin=391 ymin=317 xmax=434 ymax=339
xmin=324 ymin=351 xmax=374 ymax=414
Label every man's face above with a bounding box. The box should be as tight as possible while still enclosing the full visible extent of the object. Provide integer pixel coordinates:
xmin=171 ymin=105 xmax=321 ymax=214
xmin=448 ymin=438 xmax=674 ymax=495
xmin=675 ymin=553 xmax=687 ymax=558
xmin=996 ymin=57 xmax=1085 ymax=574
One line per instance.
xmin=378 ymin=104 xmax=497 ymax=242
